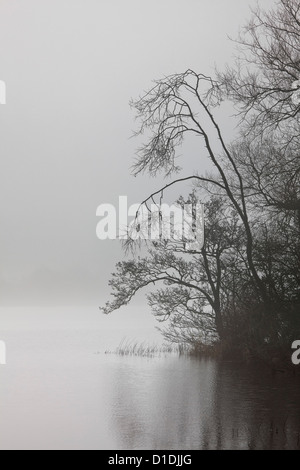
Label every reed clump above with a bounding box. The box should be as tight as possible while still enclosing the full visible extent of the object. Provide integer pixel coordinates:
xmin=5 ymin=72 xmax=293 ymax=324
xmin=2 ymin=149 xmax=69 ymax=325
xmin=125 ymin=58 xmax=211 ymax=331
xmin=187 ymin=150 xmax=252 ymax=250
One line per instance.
xmin=105 ymin=339 xmax=185 ymax=358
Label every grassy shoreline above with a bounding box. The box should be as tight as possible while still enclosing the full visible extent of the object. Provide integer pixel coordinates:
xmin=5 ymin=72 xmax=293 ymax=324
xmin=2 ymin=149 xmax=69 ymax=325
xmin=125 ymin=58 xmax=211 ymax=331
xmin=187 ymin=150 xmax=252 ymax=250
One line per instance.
xmin=104 ymin=339 xmax=188 ymax=357
xmin=104 ymin=339 xmax=299 ymax=376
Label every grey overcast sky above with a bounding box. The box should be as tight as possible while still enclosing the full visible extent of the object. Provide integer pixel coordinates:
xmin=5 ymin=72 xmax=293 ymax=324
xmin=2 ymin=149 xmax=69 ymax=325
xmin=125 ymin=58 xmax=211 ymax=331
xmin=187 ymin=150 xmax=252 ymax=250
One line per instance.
xmin=0 ymin=0 xmax=276 ymax=306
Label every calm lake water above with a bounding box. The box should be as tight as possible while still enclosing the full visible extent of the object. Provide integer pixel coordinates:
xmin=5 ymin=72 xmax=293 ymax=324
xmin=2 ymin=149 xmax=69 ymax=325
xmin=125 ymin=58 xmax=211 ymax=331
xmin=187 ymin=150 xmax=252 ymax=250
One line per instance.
xmin=0 ymin=327 xmax=300 ymax=450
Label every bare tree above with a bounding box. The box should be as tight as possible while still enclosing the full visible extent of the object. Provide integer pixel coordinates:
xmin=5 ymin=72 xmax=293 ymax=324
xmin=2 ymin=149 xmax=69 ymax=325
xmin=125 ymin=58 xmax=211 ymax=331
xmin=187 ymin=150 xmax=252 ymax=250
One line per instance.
xmin=102 ymin=0 xmax=300 ymax=354
xmin=229 ymin=138 xmax=300 ymax=215
xmin=128 ymin=69 xmax=267 ymax=302
xmin=102 ymin=196 xmax=248 ymax=341
xmin=218 ymin=0 xmax=300 ymax=141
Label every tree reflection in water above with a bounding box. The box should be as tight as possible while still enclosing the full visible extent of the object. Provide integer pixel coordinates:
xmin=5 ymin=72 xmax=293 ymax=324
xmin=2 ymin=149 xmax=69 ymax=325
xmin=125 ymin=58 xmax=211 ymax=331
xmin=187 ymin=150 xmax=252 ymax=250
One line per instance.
xmin=112 ymin=356 xmax=300 ymax=450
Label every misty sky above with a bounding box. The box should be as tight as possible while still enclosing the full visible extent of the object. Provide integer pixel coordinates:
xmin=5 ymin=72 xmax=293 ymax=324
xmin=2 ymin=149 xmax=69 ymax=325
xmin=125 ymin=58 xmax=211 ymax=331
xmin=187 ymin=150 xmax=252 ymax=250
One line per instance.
xmin=0 ymin=0 xmax=276 ymax=306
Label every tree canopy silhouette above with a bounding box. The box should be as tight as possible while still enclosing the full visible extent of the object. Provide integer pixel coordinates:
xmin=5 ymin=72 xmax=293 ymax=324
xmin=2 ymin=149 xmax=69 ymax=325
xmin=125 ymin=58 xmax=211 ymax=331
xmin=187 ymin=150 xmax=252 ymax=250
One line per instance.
xmin=102 ymin=0 xmax=300 ymax=357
